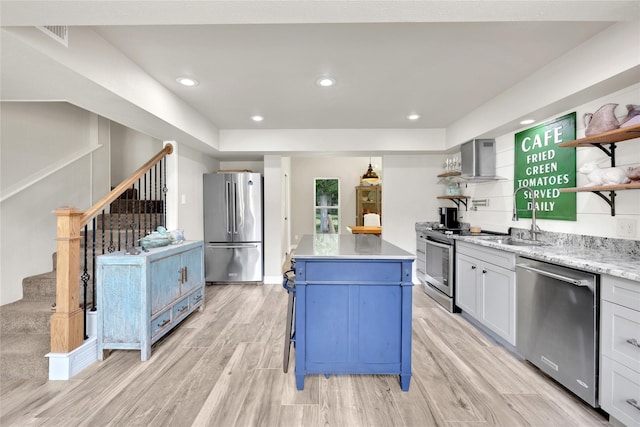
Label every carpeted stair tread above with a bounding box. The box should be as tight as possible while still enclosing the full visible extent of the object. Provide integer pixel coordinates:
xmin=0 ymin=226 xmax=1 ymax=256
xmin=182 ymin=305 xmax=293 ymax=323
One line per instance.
xmin=0 ymin=300 xmax=52 ymax=334
xmin=0 ymin=334 xmax=49 ymax=380
xmin=21 ymin=271 xmax=57 ymax=301
xmin=0 ymin=333 xmax=50 ymax=354
xmin=0 ymin=198 xmax=165 ymax=381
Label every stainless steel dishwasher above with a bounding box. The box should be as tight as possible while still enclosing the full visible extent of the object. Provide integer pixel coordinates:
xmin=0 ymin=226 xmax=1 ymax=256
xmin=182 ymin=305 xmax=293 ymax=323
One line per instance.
xmin=516 ymin=256 xmax=599 ymax=407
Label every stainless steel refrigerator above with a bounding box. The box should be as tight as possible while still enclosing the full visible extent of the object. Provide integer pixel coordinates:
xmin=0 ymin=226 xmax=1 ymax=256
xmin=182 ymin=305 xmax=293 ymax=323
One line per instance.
xmin=203 ymin=172 xmax=263 ymax=282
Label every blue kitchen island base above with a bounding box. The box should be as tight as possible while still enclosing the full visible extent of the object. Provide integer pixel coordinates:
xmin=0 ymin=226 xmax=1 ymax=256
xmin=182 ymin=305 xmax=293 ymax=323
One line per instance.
xmin=292 ymin=234 xmax=415 ymax=391
xmin=295 ymin=372 xmax=412 ymax=392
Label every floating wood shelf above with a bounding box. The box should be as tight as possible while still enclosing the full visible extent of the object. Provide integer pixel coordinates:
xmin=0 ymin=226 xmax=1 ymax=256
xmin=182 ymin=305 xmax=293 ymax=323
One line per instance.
xmin=559 ymin=182 xmax=640 ymax=193
xmin=558 ymin=124 xmax=640 ymax=216
xmin=558 ymin=124 xmax=640 ymax=148
xmin=437 ymin=171 xmax=462 ymax=178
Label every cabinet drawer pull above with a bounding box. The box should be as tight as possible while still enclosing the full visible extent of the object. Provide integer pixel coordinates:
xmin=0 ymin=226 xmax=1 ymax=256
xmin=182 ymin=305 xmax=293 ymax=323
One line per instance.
xmin=157 ymin=319 xmax=170 ymax=328
xmin=178 ymin=305 xmax=189 ymax=314
xmin=194 ymin=294 xmax=203 ymax=302
xmin=626 ymin=398 xmax=640 ymax=412
xmin=626 ymin=338 xmax=640 ymax=348
xmin=184 ymin=267 xmax=188 ymax=282
xmin=471 ymin=265 xmax=476 ymax=270
xmin=482 ymin=269 xmax=487 ymax=274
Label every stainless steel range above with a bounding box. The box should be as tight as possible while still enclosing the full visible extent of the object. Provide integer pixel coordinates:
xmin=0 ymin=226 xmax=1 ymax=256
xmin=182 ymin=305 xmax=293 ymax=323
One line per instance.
xmin=416 ymin=224 xmax=502 ymax=312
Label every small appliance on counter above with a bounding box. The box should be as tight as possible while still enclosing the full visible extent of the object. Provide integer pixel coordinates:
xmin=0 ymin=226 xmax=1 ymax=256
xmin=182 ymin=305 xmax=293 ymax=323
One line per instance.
xmin=439 ymin=207 xmax=458 ymax=228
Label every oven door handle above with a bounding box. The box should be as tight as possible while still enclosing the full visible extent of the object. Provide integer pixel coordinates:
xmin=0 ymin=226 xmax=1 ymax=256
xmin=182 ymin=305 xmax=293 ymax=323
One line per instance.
xmin=426 ymin=239 xmax=452 ymax=250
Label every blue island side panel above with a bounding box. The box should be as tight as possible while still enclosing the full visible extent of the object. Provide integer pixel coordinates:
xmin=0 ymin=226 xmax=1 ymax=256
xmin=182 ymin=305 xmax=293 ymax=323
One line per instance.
xmin=294 ymin=257 xmax=413 ymax=391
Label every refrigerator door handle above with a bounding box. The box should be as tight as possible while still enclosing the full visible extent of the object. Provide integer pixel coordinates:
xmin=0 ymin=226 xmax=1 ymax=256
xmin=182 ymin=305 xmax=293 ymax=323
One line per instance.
xmin=233 ymin=181 xmax=239 ymax=234
xmin=225 ymin=180 xmax=232 ymax=234
xmin=207 ymin=243 xmax=259 ymax=249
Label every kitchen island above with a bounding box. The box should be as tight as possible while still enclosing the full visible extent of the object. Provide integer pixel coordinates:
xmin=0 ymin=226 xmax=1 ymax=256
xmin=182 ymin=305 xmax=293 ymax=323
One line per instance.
xmin=292 ymin=234 xmax=415 ymax=391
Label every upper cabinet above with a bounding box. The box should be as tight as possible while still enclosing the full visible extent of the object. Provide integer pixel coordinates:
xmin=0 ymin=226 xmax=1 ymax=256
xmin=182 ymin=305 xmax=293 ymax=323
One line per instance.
xmin=558 ymin=124 xmax=640 ymax=216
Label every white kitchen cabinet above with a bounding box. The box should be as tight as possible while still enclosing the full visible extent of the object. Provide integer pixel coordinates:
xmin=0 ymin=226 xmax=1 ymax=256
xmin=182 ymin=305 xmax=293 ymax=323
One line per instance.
xmin=600 ymin=274 xmax=640 ymax=427
xmin=455 ymin=241 xmax=516 ymax=345
xmin=455 ymin=253 xmax=480 ymax=317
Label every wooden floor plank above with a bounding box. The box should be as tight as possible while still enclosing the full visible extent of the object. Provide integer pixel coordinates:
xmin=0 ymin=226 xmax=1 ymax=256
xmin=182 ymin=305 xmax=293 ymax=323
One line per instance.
xmin=411 ymin=322 xmax=484 ymax=424
xmin=275 ymin=404 xmax=319 ymax=427
xmin=147 ymin=336 xmax=245 ymax=426
xmin=233 ymin=367 xmax=286 ymax=426
xmin=190 ymin=342 xmax=257 ymax=426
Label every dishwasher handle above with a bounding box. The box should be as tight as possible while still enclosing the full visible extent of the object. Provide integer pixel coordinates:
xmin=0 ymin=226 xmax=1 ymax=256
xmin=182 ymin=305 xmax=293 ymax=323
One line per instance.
xmin=516 ymin=263 xmax=590 ymax=287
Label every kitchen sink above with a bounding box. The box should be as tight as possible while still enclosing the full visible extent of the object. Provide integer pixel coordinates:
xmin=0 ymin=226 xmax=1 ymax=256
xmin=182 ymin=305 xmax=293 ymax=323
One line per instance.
xmin=478 ymin=236 xmax=549 ymax=247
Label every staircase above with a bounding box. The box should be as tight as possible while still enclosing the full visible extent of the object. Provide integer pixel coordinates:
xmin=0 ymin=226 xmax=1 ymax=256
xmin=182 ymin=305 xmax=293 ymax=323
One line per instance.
xmin=0 ymin=266 xmax=55 ymax=380
xmin=0 ymin=212 xmax=164 ymax=381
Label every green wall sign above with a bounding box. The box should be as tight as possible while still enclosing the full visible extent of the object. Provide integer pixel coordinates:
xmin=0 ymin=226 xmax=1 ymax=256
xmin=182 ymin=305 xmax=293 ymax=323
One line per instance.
xmin=514 ymin=112 xmax=576 ymax=221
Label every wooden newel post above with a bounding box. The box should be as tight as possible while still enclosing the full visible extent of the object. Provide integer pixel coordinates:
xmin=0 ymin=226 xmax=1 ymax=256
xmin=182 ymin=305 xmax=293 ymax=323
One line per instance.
xmin=51 ymin=207 xmax=85 ymax=353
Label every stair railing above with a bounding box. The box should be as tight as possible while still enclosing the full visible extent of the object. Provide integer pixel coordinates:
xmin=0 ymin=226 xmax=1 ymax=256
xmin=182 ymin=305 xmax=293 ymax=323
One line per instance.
xmin=51 ymin=144 xmax=173 ymax=354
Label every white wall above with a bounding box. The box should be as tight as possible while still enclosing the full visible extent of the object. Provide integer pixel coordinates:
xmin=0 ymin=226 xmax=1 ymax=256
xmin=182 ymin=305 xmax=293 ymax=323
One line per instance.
xmin=172 ymin=143 xmax=219 ymax=242
xmin=289 ymin=156 xmax=382 ymax=245
xmin=110 ymin=122 xmax=163 ymax=185
xmin=221 ymin=129 xmax=446 ymax=153
xmin=281 ymin=157 xmax=292 ymax=257
xmin=219 ymin=161 xmax=264 ymax=175
xmin=0 ymin=102 xmax=110 ymax=304
xmin=462 ymin=83 xmax=640 ymax=238
xmin=382 ymin=154 xmax=445 ymax=251
xmin=263 ymin=155 xmax=283 ymax=283
xmin=91 ymin=116 xmax=112 ymax=204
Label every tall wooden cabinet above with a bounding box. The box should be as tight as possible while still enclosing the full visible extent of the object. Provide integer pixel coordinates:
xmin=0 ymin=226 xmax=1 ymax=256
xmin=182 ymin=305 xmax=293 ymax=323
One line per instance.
xmin=355 ymin=185 xmax=381 ymax=226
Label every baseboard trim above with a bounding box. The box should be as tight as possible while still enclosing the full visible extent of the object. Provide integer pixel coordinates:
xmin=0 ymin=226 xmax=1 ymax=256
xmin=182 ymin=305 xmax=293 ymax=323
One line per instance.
xmin=46 ymin=310 xmax=98 ymax=380
xmin=263 ymin=275 xmax=283 ymax=285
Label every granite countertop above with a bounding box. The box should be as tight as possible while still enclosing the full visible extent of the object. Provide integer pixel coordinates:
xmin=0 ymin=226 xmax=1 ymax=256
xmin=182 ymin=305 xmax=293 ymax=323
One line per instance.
xmin=294 ymin=234 xmax=415 ymax=260
xmin=455 ymin=233 xmax=640 ymax=282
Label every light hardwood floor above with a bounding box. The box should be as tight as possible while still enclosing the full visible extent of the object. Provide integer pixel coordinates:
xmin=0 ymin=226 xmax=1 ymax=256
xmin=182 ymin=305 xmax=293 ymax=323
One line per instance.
xmin=1 ymin=283 xmax=610 ymax=426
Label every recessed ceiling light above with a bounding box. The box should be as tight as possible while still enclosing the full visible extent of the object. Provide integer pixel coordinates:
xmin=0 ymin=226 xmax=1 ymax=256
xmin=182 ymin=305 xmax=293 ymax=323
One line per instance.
xmin=316 ymin=77 xmax=336 ymax=87
xmin=176 ymin=77 xmax=198 ymax=87
xmin=520 ymin=119 xmax=535 ymax=125
xmin=251 ymin=115 xmax=264 ymax=122
xmin=407 ymin=113 xmax=421 ymax=121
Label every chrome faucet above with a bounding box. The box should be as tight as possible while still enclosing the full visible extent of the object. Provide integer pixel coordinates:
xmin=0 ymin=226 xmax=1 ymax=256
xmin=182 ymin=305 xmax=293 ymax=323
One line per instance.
xmin=513 ymin=185 xmax=541 ymax=241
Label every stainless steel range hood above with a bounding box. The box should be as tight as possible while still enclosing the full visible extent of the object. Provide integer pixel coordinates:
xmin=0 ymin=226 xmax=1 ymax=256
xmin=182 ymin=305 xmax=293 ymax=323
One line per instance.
xmin=460 ymin=138 xmax=503 ymax=181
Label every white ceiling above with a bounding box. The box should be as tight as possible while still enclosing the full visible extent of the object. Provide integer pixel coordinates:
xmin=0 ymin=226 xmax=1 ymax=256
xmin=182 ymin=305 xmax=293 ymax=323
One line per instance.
xmin=1 ymin=1 xmax=639 ymax=158
xmin=92 ymin=21 xmax=613 ymax=129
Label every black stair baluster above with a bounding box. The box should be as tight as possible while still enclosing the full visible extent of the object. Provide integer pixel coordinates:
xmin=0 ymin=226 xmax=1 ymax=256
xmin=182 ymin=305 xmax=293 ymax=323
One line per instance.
xmin=117 ymin=200 xmax=121 ymax=252
xmin=162 ymin=157 xmax=168 ymax=228
xmin=81 ymin=224 xmax=90 ymax=340
xmin=154 ymin=163 xmax=158 ymax=229
xmin=108 ymin=207 xmax=115 ymax=253
xmin=137 ymin=179 xmax=142 ymax=245
xmin=101 ymin=207 xmax=106 ymax=255
xmin=91 ymin=216 xmax=97 ymax=312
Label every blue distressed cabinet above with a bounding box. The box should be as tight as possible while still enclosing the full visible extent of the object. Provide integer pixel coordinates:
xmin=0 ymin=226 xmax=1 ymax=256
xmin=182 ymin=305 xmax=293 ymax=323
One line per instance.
xmin=293 ymin=234 xmax=414 ymax=391
xmin=97 ymin=241 xmax=205 ymax=361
